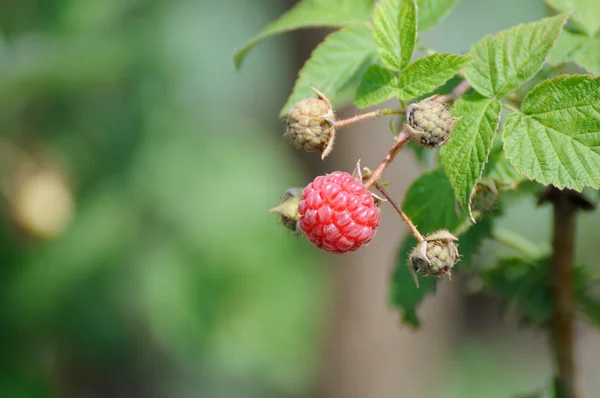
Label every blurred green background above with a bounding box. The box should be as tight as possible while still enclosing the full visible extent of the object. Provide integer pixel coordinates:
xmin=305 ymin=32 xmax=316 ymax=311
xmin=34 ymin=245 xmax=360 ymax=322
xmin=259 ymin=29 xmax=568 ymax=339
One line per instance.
xmin=0 ymin=0 xmax=598 ymax=397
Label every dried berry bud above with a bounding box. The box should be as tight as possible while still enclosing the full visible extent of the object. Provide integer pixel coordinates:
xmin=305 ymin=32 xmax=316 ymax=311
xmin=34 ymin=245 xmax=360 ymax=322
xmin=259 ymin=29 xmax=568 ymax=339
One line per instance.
xmin=269 ymin=188 xmax=302 ymax=235
xmin=469 ymin=179 xmax=499 ymax=222
xmin=408 ymin=229 xmax=459 ymax=287
xmin=286 ymin=87 xmax=336 ymax=159
xmin=406 ymin=97 xmax=460 ymax=148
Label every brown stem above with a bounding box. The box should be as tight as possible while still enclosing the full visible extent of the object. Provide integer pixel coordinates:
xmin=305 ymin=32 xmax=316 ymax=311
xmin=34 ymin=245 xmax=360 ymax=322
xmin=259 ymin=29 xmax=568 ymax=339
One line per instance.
xmin=363 ymin=128 xmax=410 ymax=190
xmin=549 ymin=190 xmax=579 ymax=398
xmin=435 ymin=79 xmax=471 ymax=103
xmin=374 ymin=182 xmax=423 ymax=242
xmin=334 ymin=108 xmax=406 ymax=129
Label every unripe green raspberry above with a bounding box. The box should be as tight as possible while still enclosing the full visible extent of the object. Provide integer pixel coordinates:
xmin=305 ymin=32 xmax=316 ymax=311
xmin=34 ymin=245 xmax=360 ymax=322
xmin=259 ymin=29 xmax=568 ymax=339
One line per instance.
xmin=469 ymin=179 xmax=499 ymax=222
xmin=269 ymin=188 xmax=302 ymax=235
xmin=409 ymin=229 xmax=459 ymax=286
xmin=406 ymin=98 xmax=459 ymax=148
xmin=286 ymin=87 xmax=336 ymax=159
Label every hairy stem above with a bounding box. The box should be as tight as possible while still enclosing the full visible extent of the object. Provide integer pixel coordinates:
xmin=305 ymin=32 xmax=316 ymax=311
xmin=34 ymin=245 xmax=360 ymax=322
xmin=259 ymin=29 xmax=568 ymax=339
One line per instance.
xmin=334 ymin=108 xmax=406 ymax=128
xmin=502 ymin=102 xmax=520 ymax=113
xmin=550 ymin=191 xmax=579 ymax=398
xmin=435 ymin=79 xmax=471 ymax=103
xmin=491 ymin=226 xmax=544 ymax=260
xmin=374 ymin=182 xmax=424 ymax=242
xmin=363 ymin=127 xmax=410 ymax=190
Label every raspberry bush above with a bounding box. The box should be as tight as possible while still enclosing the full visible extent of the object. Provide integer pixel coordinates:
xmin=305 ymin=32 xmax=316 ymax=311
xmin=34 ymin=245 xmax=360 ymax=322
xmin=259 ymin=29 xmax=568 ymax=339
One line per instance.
xmin=237 ymin=0 xmax=600 ymax=396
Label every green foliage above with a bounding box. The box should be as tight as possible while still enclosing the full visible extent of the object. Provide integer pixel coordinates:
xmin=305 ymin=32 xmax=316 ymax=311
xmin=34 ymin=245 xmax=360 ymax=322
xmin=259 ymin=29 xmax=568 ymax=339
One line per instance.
xmin=441 ymin=94 xmax=502 ymax=217
xmin=233 ymin=0 xmax=374 ymax=68
xmin=483 ymin=142 xmax=527 ymax=189
xmin=391 ymin=169 xmax=456 ymax=326
xmin=463 ymin=14 xmax=568 ymax=98
xmin=482 ymin=257 xmax=553 ymax=325
xmin=549 ymin=30 xmax=600 ymax=74
xmin=280 ymin=25 xmax=378 ymax=116
xmin=546 ymin=0 xmax=600 ymax=37
xmin=569 ymin=38 xmax=600 ymax=75
xmin=356 ymin=53 xmax=470 ymax=107
xmin=548 ymin=30 xmax=588 ymax=64
xmin=416 ymin=0 xmax=458 ymax=31
xmin=574 ymin=267 xmax=600 ymax=328
xmin=395 ymin=54 xmax=471 ymax=99
xmin=391 ymin=168 xmax=493 ymax=326
xmin=483 ymin=257 xmax=600 ymax=328
xmin=372 ymin=0 xmax=417 ymax=71
xmin=402 ymin=168 xmax=461 ymax=234
xmin=391 ymin=235 xmax=438 ymax=327
xmin=546 ymin=1 xmax=600 ymax=74
xmin=503 ymin=75 xmax=600 ymax=190
xmin=355 ymin=65 xmax=400 ymax=108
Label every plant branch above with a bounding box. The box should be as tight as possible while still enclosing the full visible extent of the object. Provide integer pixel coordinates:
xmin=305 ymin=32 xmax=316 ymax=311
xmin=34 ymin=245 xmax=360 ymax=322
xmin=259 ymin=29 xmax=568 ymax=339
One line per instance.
xmin=363 ymin=127 xmax=411 ymax=190
xmin=374 ymin=182 xmax=423 ymax=242
xmin=435 ymin=79 xmax=471 ymax=103
xmin=491 ymin=226 xmax=545 ymax=260
xmin=502 ymin=102 xmax=520 ymax=113
xmin=549 ymin=190 xmax=579 ymax=398
xmin=334 ymin=108 xmax=406 ymax=128
xmin=536 ymin=186 xmax=594 ymax=398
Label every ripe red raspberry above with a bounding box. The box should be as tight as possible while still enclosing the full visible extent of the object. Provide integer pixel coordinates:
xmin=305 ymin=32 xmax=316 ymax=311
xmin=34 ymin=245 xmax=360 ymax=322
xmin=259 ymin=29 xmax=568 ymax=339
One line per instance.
xmin=298 ymin=171 xmax=380 ymax=253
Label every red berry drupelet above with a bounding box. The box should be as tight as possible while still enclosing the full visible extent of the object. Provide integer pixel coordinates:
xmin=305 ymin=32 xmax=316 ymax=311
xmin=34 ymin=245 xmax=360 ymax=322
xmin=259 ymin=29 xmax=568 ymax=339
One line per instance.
xmin=298 ymin=171 xmax=380 ymax=253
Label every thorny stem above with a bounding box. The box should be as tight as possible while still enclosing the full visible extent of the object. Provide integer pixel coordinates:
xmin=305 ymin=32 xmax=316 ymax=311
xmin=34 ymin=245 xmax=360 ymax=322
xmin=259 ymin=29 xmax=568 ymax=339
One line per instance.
xmin=549 ymin=191 xmax=579 ymax=398
xmin=374 ymin=182 xmax=424 ymax=243
xmin=363 ymin=127 xmax=411 ymax=190
xmin=491 ymin=226 xmax=545 ymax=260
xmin=334 ymin=108 xmax=406 ymax=128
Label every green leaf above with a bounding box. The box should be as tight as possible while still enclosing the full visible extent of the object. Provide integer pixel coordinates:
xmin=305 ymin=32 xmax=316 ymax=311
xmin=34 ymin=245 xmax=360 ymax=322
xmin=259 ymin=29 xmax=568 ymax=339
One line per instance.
xmin=482 ymin=257 xmax=553 ymax=326
xmin=485 ymin=259 xmax=600 ymax=328
xmin=280 ymin=25 xmax=378 ymax=117
xmin=393 ymin=168 xmax=458 ymax=327
xmin=403 ymin=168 xmax=462 ymax=234
xmin=440 ymin=94 xmax=502 ymax=217
xmin=571 ymin=38 xmax=600 ymax=75
xmin=372 ymin=0 xmax=417 ymax=71
xmin=548 ymin=30 xmax=588 ymax=65
xmin=417 ymin=0 xmax=458 ymax=31
xmin=355 ymin=53 xmax=471 ymax=107
xmin=546 ymin=0 xmax=600 ymax=37
xmin=483 ymin=142 xmax=527 ymax=189
xmin=395 ymin=53 xmax=472 ymax=100
xmin=574 ymin=266 xmax=600 ymax=328
xmin=503 ymin=75 xmax=600 ymax=190
xmin=234 ymin=0 xmax=374 ymax=68
xmin=548 ymin=30 xmax=600 ymax=75
xmin=392 ymin=168 xmax=493 ymax=327
xmin=463 ymin=14 xmax=569 ymax=98
xmin=391 ymin=235 xmax=438 ymax=328
xmin=355 ymin=64 xmax=399 ymax=108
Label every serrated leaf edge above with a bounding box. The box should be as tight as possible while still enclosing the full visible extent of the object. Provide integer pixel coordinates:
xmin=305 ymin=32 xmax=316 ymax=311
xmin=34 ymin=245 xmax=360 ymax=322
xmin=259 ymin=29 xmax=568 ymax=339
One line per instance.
xmin=520 ymin=73 xmax=598 ymax=115
xmin=396 ymin=53 xmax=473 ymax=100
xmin=502 ymin=73 xmax=600 ymax=191
xmin=465 ymin=101 xmax=503 ymax=220
xmin=465 ymin=12 xmax=570 ymax=99
xmin=502 ymin=113 xmax=597 ymax=191
xmin=279 ymin=23 xmax=375 ymax=117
